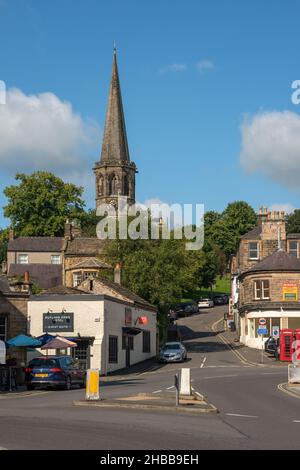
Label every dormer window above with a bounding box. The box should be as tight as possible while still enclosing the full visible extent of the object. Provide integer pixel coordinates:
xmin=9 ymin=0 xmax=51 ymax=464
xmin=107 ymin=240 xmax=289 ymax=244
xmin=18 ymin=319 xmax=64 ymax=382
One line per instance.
xmin=249 ymin=242 xmax=259 ymax=260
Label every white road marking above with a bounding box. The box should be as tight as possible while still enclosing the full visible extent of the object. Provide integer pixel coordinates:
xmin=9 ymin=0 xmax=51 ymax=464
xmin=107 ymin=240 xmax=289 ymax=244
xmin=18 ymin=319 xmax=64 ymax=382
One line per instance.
xmin=166 ymin=386 xmax=174 ymax=390
xmin=202 ymin=374 xmax=238 ymax=380
xmin=200 ymin=356 xmax=207 ymax=368
xmin=293 ymin=420 xmax=300 ymax=423
xmin=226 ymin=413 xmax=258 ymax=418
xmin=152 ymin=390 xmax=162 ymax=394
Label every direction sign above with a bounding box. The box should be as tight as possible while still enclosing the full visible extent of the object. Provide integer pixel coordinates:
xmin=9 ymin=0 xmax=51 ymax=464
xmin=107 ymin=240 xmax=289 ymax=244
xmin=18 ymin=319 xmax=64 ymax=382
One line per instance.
xmin=257 ymin=327 xmax=268 ymax=336
xmin=258 ymin=318 xmax=267 ymax=326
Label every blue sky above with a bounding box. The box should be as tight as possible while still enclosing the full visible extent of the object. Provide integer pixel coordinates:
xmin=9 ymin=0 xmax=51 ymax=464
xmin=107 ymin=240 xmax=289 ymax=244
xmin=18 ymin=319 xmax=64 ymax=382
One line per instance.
xmin=1 ymin=0 xmax=300 ymax=228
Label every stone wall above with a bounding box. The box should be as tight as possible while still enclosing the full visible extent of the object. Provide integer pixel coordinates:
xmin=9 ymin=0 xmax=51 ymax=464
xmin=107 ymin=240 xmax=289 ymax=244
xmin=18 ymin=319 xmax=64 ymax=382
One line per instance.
xmin=239 ymin=272 xmax=300 ymax=306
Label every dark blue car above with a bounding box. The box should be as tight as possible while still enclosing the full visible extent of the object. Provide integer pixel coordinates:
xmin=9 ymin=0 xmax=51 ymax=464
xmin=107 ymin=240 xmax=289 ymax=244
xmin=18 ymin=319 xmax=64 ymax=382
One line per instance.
xmin=25 ymin=356 xmax=86 ymax=391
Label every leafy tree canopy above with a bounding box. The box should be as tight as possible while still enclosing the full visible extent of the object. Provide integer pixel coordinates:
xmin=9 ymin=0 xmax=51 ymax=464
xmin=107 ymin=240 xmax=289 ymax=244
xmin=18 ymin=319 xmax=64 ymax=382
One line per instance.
xmin=286 ymin=209 xmax=300 ymax=234
xmin=4 ymin=172 xmax=85 ymax=236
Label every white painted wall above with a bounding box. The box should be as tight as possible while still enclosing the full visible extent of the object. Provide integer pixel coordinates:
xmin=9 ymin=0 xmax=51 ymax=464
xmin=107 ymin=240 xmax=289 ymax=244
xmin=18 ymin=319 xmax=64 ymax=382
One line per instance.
xmin=28 ymin=297 xmax=157 ymax=374
xmin=103 ymin=299 xmax=157 ymax=373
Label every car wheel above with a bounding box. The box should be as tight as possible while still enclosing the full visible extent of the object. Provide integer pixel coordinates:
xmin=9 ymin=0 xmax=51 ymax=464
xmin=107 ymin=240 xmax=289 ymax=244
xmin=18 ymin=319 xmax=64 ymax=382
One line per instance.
xmin=65 ymin=376 xmax=72 ymax=391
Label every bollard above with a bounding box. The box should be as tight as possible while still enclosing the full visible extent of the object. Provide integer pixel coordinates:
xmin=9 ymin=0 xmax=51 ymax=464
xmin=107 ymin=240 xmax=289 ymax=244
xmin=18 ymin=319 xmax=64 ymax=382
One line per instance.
xmin=180 ymin=368 xmax=192 ymax=397
xmin=85 ymin=369 xmax=100 ymax=401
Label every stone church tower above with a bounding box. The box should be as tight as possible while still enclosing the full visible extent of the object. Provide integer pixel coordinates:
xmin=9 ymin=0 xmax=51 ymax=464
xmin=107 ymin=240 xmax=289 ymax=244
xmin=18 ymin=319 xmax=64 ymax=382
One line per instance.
xmin=94 ymin=48 xmax=137 ymax=209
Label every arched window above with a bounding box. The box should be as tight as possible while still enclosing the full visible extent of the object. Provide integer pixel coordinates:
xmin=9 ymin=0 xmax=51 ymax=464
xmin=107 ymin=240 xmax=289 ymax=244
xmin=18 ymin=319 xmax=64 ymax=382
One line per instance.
xmin=109 ymin=175 xmax=118 ymax=195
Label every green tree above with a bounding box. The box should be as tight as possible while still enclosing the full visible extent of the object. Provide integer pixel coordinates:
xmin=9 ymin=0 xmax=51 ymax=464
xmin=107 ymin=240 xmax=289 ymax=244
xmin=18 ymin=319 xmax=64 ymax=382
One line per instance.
xmin=286 ymin=209 xmax=300 ymax=234
xmin=222 ymin=200 xmax=257 ymax=247
xmin=0 ymin=228 xmax=9 ymax=265
xmin=4 ymin=172 xmax=85 ymax=236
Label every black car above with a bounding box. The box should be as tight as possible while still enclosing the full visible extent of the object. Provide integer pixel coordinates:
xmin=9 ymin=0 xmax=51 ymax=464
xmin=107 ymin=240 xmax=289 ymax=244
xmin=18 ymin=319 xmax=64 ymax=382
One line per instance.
xmin=25 ymin=356 xmax=86 ymax=390
xmin=174 ymin=302 xmax=198 ymax=317
xmin=213 ymin=294 xmax=229 ymax=305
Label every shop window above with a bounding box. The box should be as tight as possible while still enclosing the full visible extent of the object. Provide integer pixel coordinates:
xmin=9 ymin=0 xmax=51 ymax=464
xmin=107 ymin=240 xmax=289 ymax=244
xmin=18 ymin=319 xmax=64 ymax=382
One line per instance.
xmin=289 ymin=241 xmax=298 ymax=258
xmin=143 ymin=331 xmax=151 ymax=353
xmin=249 ymin=242 xmax=259 ymax=260
xmin=0 ymin=316 xmax=7 ymax=341
xmin=254 ymin=280 xmax=270 ymax=300
xmin=109 ymin=336 xmax=118 ymax=363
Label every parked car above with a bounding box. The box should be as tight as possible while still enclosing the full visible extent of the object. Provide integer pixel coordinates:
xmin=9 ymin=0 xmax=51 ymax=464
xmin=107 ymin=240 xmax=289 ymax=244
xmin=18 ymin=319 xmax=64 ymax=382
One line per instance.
xmin=174 ymin=302 xmax=198 ymax=317
xmin=25 ymin=356 xmax=86 ymax=390
xmin=265 ymin=337 xmax=280 ymax=358
xmin=213 ymin=294 xmax=229 ymax=305
xmin=159 ymin=342 xmax=187 ymax=363
xmin=197 ymin=298 xmax=214 ymax=309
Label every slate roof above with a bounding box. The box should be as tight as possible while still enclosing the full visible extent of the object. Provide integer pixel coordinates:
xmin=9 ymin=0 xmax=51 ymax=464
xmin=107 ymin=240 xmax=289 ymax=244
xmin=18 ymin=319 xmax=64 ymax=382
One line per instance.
xmin=241 ymin=249 xmax=300 ymax=276
xmin=241 ymin=226 xmax=262 ymax=240
xmin=8 ymin=264 xmax=62 ymax=289
xmin=8 ymin=237 xmax=63 ymax=252
xmin=69 ymin=257 xmax=111 ymax=270
xmin=35 ymin=285 xmax=89 ymax=296
xmin=64 ymin=238 xmax=105 ymax=255
xmin=86 ymin=277 xmax=155 ymax=310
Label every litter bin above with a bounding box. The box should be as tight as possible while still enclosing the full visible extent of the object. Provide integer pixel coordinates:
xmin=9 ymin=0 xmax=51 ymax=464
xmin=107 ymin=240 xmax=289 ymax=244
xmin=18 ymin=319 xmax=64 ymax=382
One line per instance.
xmin=230 ymin=321 xmax=236 ymax=332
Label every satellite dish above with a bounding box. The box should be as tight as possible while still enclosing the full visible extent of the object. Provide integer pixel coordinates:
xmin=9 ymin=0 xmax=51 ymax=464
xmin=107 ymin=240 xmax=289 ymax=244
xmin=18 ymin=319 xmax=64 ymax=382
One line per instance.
xmin=0 ymin=340 xmax=6 ymax=365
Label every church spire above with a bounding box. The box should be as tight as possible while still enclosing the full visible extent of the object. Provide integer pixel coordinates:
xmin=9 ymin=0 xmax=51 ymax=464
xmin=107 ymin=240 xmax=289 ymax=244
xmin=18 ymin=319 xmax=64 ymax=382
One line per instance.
xmin=100 ymin=48 xmax=130 ymax=162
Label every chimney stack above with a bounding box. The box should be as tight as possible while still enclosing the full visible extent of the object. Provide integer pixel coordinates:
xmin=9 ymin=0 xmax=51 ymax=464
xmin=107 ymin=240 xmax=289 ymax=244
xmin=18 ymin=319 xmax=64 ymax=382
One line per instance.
xmin=9 ymin=229 xmax=14 ymax=241
xmin=114 ymin=263 xmax=121 ymax=285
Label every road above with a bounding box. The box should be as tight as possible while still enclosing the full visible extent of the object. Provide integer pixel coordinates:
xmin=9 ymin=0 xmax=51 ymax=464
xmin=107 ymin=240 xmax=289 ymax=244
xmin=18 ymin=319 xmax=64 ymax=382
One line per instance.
xmin=0 ymin=306 xmax=300 ymax=450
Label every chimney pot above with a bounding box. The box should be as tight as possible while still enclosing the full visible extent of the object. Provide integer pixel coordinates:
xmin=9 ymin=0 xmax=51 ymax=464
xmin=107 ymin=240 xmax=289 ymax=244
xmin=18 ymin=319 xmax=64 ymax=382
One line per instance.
xmin=9 ymin=229 xmax=14 ymax=241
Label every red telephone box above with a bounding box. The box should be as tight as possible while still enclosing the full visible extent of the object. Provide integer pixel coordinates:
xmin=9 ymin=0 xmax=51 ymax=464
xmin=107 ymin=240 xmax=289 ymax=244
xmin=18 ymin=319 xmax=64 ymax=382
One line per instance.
xmin=280 ymin=329 xmax=294 ymax=362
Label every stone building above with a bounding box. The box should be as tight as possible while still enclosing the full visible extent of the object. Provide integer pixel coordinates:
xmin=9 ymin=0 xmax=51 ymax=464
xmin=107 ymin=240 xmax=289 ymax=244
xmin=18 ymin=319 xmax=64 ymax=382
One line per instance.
xmin=5 ymin=222 xmax=110 ymax=290
xmin=94 ymin=48 xmax=137 ymax=209
xmin=0 ymin=274 xmax=31 ymax=364
xmin=231 ymin=208 xmax=300 ymax=348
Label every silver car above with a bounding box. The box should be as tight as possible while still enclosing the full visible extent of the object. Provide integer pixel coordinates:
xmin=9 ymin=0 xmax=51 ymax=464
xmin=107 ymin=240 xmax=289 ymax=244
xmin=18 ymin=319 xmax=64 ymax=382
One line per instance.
xmin=159 ymin=342 xmax=187 ymax=363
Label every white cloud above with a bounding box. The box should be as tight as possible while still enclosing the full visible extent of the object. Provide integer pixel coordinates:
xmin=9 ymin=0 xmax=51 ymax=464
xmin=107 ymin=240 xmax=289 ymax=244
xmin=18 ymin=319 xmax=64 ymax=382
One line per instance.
xmin=196 ymin=60 xmax=215 ymax=73
xmin=240 ymin=110 xmax=300 ymax=190
xmin=0 ymin=87 xmax=100 ymax=177
xmin=159 ymin=63 xmax=187 ymax=75
xmin=269 ymin=203 xmax=296 ymax=214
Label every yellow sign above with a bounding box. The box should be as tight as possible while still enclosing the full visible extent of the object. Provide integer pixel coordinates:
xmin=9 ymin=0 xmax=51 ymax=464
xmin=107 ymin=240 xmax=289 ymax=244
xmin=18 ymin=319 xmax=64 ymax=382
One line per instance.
xmin=283 ymin=282 xmax=298 ymax=301
xmin=85 ymin=369 xmax=100 ymax=400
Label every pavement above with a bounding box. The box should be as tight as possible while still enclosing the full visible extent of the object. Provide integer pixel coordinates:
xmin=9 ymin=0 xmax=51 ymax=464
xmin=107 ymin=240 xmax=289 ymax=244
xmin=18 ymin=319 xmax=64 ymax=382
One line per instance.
xmin=1 ymin=306 xmax=300 ymax=450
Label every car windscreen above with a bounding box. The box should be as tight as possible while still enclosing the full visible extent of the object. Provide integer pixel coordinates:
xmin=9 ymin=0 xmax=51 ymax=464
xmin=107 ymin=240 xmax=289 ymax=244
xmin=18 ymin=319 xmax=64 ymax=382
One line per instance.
xmin=163 ymin=344 xmax=181 ymax=350
xmin=29 ymin=358 xmax=58 ymax=368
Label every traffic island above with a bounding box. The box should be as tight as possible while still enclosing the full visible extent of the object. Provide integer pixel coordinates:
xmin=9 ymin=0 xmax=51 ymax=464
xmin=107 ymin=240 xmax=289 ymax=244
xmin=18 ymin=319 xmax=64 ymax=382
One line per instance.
xmin=73 ymin=390 xmax=218 ymax=414
xmin=278 ymin=382 xmax=300 ymax=399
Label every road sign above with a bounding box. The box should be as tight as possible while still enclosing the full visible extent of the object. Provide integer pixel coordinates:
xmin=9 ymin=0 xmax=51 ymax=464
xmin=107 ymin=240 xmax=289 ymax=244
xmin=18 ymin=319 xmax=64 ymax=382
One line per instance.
xmin=257 ymin=327 xmax=268 ymax=336
xmin=258 ymin=318 xmax=267 ymax=326
xmin=272 ymin=326 xmax=280 ymax=338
